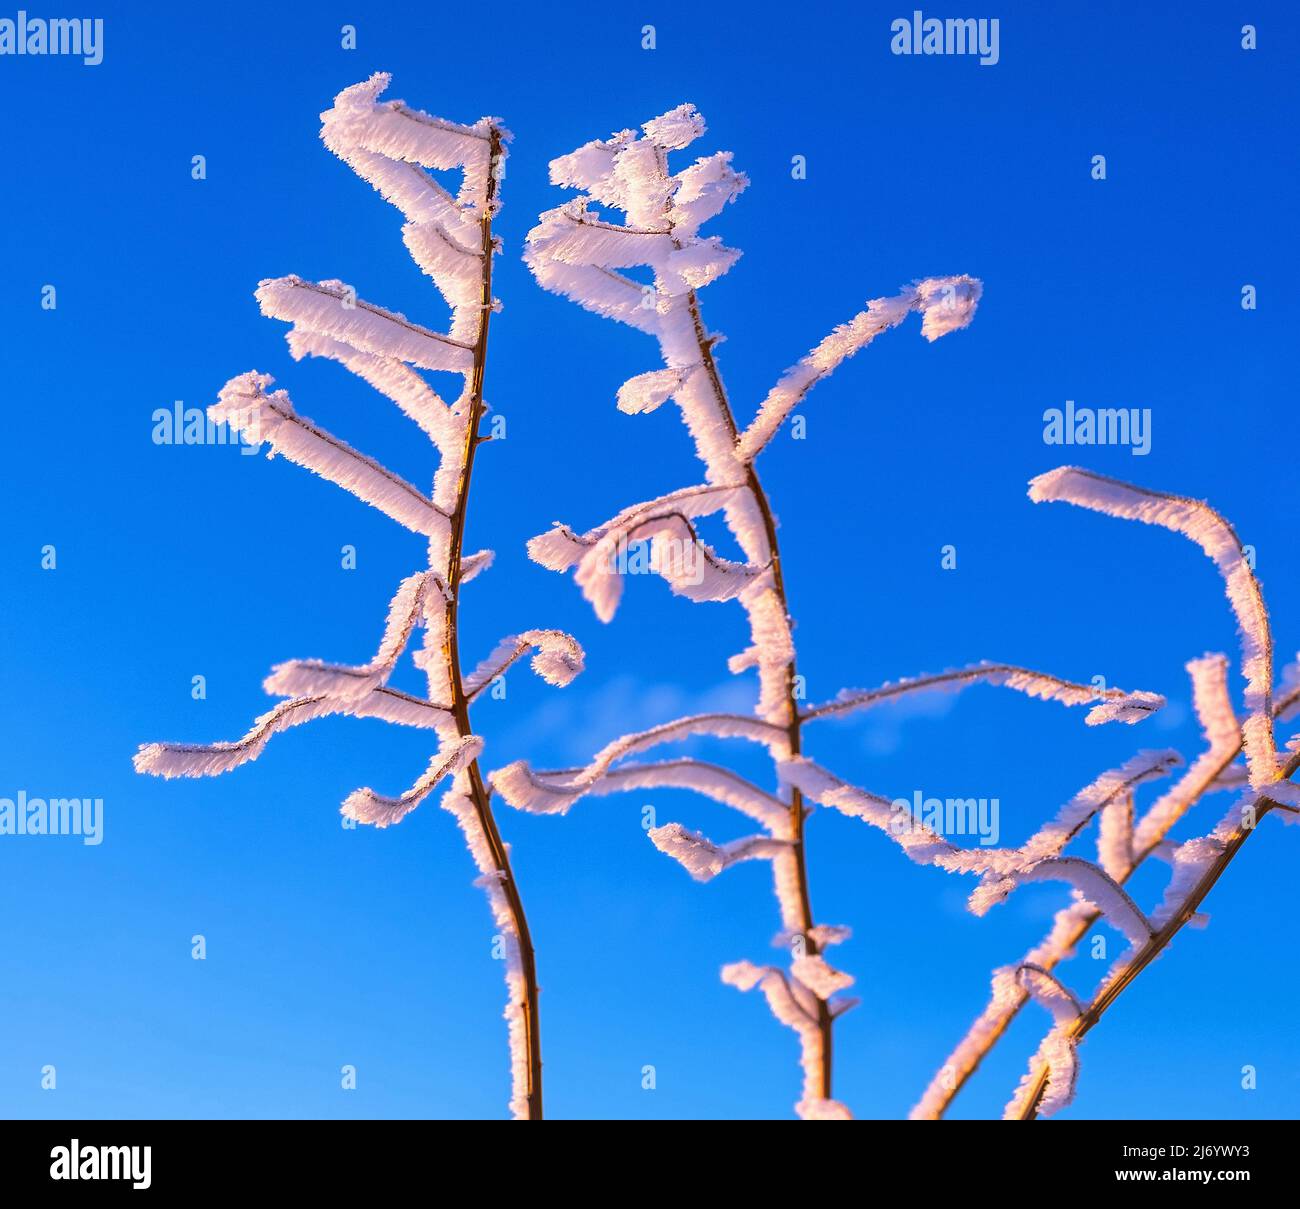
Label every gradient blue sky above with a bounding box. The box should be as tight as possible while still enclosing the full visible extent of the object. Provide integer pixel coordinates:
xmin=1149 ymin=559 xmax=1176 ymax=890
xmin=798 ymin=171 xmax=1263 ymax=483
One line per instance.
xmin=2 ymin=1 xmax=1297 ymax=1120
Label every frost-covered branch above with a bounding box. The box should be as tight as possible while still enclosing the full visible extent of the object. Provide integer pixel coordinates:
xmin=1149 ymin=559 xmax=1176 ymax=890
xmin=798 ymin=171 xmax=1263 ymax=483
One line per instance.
xmin=264 ymin=570 xmax=444 ymax=700
xmin=527 ymin=482 xmax=752 ymax=622
xmin=133 ymin=687 xmax=448 ymax=778
xmin=134 ymin=74 xmax=582 ymax=1121
xmin=462 ymin=630 xmax=584 ymax=700
xmin=500 ymin=102 xmax=980 ymax=1118
xmin=1030 ymin=468 xmax=1293 ymax=804
xmin=914 ymin=472 xmax=1300 ymax=1120
xmin=532 ymin=758 xmax=790 ymax=832
xmin=720 ymin=960 xmax=853 ymax=1121
xmin=910 ymin=653 xmax=1298 ymax=1120
xmin=736 ymin=277 xmax=981 ymax=462
xmin=785 ymin=749 xmax=1175 ymax=946
xmin=648 ymin=822 xmax=792 ymax=881
xmin=1012 ymin=749 xmax=1299 ymax=1120
xmin=343 ymin=734 xmax=482 ymax=828
xmin=211 ymin=371 xmax=452 ymax=538
xmin=1000 ymin=965 xmax=1083 ymax=1120
xmin=1005 ymin=472 xmax=1299 ymax=1116
xmin=493 ymin=712 xmax=787 ymax=816
xmin=802 ymin=662 xmax=1164 ymax=726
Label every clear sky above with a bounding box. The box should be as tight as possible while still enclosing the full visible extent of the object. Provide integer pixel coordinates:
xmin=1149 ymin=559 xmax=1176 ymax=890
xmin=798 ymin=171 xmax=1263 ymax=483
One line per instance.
xmin=1 ymin=1 xmax=1297 ymax=1120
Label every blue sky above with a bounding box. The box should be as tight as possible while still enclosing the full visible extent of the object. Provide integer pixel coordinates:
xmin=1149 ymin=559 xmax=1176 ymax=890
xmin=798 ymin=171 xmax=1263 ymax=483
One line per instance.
xmin=1 ymin=1 xmax=1297 ymax=1120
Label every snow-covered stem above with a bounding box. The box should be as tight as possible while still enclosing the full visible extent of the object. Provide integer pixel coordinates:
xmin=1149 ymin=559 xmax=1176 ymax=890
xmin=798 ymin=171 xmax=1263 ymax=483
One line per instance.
xmin=914 ymin=477 xmax=1300 ymax=1120
xmin=733 ymin=368 xmax=838 ymax=1107
xmin=133 ymin=78 xmax=570 ymax=1120
xmin=1010 ymin=749 xmax=1300 ymax=1119
xmin=1030 ymin=468 xmax=1281 ymax=795
xmin=508 ymin=107 xmax=980 ymax=1117
xmin=786 ymin=750 xmax=1177 ymax=943
xmin=674 ymin=295 xmax=842 ymax=1101
xmin=802 ymin=664 xmax=1163 ymax=727
xmin=999 ymin=472 xmax=1299 ymax=1119
xmin=912 ymin=683 xmax=1293 ymax=1118
xmin=434 ymin=125 xmax=547 ymax=1121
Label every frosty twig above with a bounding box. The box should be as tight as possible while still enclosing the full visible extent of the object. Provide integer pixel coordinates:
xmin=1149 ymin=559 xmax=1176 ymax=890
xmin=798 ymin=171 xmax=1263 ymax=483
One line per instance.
xmin=494 ymin=104 xmax=986 ymax=1118
xmin=134 ymin=76 xmax=583 ymax=1120
xmin=912 ymin=471 xmax=1300 ymax=1119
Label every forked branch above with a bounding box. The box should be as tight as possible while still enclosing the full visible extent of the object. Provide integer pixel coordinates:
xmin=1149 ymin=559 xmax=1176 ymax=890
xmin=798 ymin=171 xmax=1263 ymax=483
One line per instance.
xmin=913 ymin=470 xmax=1299 ymax=1119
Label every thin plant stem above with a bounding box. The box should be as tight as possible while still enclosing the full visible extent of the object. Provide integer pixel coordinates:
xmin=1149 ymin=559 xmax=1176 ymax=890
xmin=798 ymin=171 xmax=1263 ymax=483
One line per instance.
xmin=441 ymin=130 xmax=544 ymax=1120
xmin=1013 ymin=751 xmax=1300 ymax=1120
xmin=926 ymin=680 xmax=1300 ymax=1119
xmin=688 ymin=293 xmax=835 ymax=1101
